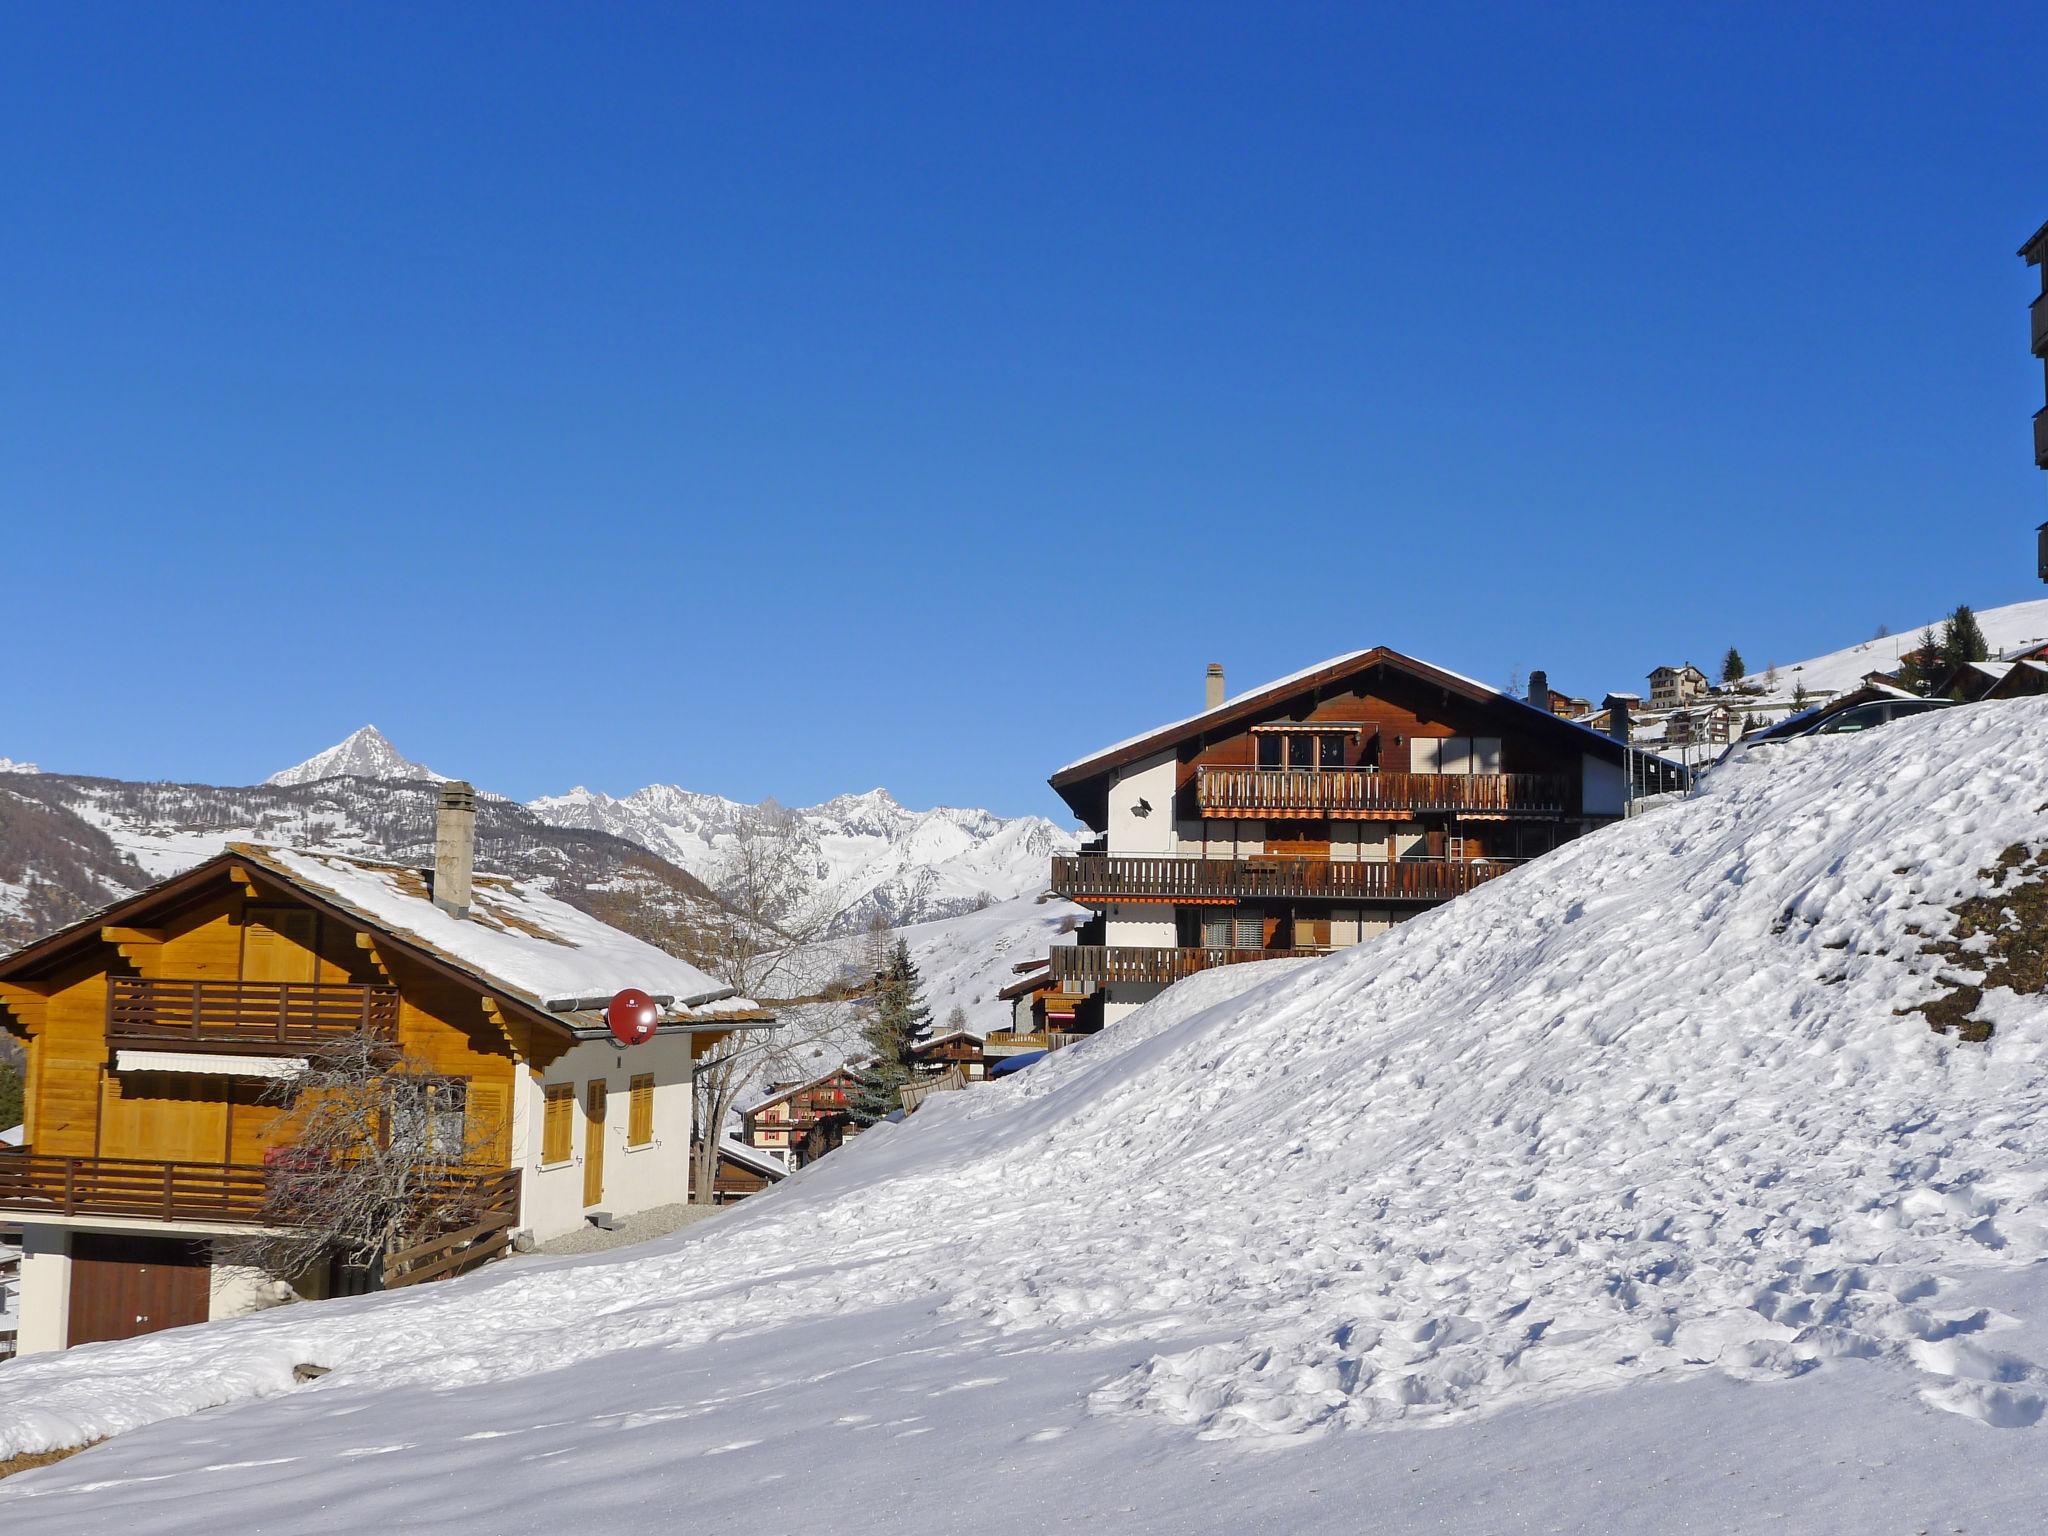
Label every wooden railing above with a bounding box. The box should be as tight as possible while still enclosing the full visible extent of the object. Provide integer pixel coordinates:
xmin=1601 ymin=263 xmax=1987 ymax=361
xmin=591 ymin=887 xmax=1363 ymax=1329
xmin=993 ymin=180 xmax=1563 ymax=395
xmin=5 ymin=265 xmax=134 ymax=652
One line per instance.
xmin=107 ymin=977 xmax=399 ymax=1052
xmin=2033 ymin=292 xmax=2047 ymax=357
xmin=1194 ymin=766 xmax=1569 ymax=818
xmin=0 ymin=1149 xmax=518 ymax=1234
xmin=0 ymin=1150 xmax=272 ymax=1222
xmin=1049 ymin=854 xmax=1516 ymax=904
xmin=384 ymin=1169 xmax=522 ymax=1289
xmin=1048 ymin=946 xmax=1322 ymax=986
xmin=2037 ymin=407 xmax=2048 ymax=472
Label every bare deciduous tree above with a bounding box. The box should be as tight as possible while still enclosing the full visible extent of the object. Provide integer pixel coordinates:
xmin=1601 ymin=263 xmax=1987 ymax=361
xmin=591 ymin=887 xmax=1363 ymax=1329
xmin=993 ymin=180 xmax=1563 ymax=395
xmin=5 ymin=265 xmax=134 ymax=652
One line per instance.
xmin=217 ymin=1030 xmax=500 ymax=1287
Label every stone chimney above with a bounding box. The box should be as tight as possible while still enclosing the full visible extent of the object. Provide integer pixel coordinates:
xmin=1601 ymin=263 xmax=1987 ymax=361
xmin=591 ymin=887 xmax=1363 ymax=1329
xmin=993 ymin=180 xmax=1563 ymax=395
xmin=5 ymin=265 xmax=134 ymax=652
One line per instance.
xmin=1527 ymin=669 xmax=1550 ymax=714
xmin=1205 ymin=663 xmax=1225 ymax=711
xmin=433 ymin=781 xmax=477 ymax=919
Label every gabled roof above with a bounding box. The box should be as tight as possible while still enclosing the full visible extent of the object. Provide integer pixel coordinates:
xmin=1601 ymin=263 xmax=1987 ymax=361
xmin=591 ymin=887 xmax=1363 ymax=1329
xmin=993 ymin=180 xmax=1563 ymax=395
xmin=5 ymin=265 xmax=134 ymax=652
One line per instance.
xmin=2021 ymin=217 xmax=2048 ymax=265
xmin=0 ymin=845 xmax=771 ymax=1043
xmin=1048 ymin=646 xmax=1646 ymax=819
xmin=742 ymin=1063 xmax=861 ymax=1118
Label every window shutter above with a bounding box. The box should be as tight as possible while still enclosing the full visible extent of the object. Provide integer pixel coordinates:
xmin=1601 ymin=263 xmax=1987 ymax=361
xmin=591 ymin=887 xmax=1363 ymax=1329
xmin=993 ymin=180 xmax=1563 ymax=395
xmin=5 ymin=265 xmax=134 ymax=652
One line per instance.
xmin=468 ymin=1081 xmax=510 ymax=1166
xmin=628 ymin=1074 xmax=655 ymax=1147
xmin=542 ymin=1083 xmax=574 ymax=1165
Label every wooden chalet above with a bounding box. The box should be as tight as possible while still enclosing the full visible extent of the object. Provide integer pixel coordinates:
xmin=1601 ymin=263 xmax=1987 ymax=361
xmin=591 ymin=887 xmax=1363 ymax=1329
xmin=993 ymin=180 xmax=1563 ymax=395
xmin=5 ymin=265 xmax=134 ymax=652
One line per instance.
xmin=1044 ymin=649 xmax=1681 ymax=1027
xmin=698 ymin=1136 xmax=787 ymax=1203
xmin=741 ymin=1065 xmax=861 ymax=1167
xmin=0 ymin=784 xmax=772 ymax=1355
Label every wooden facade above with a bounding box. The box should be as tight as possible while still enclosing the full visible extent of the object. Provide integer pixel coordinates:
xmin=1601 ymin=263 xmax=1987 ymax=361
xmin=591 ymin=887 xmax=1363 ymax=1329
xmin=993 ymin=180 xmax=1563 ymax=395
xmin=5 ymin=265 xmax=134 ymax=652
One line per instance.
xmin=1045 ymin=648 xmax=1673 ymax=1020
xmin=0 ymin=843 xmax=771 ymax=1355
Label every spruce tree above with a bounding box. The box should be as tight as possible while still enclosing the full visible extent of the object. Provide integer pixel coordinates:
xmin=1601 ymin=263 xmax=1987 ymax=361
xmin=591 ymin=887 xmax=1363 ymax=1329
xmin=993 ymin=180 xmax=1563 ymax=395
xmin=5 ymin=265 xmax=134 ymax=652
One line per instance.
xmin=1939 ymin=605 xmax=1990 ymax=673
xmin=1899 ymin=627 xmax=1941 ymax=695
xmin=846 ymin=940 xmax=933 ymax=1125
xmin=1719 ymin=647 xmax=1746 ymax=686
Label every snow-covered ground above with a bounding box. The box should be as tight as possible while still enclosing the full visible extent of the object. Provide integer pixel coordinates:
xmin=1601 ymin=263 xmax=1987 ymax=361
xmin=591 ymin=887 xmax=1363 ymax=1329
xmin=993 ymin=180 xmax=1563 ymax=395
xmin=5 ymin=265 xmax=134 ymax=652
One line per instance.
xmin=7 ymin=700 xmax=2048 ymax=1532
xmin=1738 ymin=594 xmax=2048 ymax=698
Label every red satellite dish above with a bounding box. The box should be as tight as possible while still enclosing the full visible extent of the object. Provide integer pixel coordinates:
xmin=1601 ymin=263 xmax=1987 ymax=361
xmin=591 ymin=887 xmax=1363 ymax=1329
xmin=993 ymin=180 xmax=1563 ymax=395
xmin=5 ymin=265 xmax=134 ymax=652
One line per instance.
xmin=606 ymin=988 xmax=659 ymax=1046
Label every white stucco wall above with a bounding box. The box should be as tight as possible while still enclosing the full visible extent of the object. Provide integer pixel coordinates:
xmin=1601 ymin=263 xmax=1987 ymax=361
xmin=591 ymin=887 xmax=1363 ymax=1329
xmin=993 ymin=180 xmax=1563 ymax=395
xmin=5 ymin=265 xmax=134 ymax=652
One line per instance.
xmin=1583 ymin=753 xmax=1627 ymax=817
xmin=1104 ymin=902 xmax=1176 ymax=950
xmin=1102 ymin=984 xmax=1166 ymax=1025
xmin=1107 ymin=752 xmax=1177 ymax=855
xmin=14 ymin=1223 xmax=68 ymax=1356
xmin=521 ymin=1033 xmax=697 ymax=1243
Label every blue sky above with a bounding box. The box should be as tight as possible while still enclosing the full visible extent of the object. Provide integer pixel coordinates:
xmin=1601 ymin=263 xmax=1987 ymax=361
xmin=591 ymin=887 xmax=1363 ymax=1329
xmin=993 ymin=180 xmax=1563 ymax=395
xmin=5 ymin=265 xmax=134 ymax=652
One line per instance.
xmin=5 ymin=4 xmax=2045 ymax=818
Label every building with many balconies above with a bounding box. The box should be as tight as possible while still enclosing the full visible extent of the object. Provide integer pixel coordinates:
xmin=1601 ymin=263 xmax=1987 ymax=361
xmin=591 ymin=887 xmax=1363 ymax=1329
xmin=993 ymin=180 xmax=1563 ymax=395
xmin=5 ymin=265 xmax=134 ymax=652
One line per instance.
xmin=1043 ymin=649 xmax=1681 ymax=1028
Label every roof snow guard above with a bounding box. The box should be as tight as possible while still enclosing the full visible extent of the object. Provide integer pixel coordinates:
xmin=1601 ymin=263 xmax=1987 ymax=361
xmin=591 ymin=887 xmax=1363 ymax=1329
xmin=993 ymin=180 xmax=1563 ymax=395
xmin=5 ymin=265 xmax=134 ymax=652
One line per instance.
xmin=1048 ymin=646 xmax=1676 ymax=824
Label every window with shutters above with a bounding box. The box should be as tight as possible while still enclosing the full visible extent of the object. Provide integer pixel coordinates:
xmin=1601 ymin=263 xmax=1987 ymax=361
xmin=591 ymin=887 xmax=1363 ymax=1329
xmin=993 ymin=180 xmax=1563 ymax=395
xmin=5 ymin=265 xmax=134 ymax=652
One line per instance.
xmin=542 ymin=1083 xmax=575 ymax=1165
xmin=628 ymin=1073 xmax=655 ymax=1147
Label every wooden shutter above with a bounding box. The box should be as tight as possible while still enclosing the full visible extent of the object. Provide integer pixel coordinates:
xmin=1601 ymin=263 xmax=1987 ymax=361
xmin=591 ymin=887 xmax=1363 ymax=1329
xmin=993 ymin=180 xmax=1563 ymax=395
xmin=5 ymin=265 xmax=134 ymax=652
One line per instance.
xmin=628 ymin=1074 xmax=655 ymax=1147
xmin=541 ymin=1083 xmax=574 ymax=1165
xmin=468 ymin=1080 xmax=511 ymax=1166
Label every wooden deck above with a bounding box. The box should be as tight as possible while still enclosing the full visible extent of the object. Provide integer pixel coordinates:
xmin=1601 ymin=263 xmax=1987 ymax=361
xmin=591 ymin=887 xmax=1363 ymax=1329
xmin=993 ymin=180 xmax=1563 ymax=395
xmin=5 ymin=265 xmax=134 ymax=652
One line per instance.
xmin=1194 ymin=766 xmax=1569 ymax=818
xmin=1049 ymin=854 xmax=1515 ymax=904
xmin=1047 ymin=946 xmax=1322 ymax=986
xmin=106 ymin=977 xmax=399 ymax=1052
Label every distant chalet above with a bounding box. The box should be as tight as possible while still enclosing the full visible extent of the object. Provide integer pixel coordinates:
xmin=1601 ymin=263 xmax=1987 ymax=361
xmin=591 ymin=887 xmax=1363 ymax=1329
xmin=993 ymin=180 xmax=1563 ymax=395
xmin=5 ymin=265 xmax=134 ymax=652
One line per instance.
xmin=1041 ymin=648 xmax=1681 ymax=1031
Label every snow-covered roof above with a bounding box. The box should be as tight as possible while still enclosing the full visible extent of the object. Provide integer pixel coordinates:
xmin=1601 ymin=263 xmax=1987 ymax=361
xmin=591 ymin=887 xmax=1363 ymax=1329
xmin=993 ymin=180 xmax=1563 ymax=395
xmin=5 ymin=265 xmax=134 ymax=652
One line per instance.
xmin=717 ymin=1136 xmax=787 ymax=1180
xmin=234 ymin=845 xmax=763 ymax=1021
xmin=1051 ymin=647 xmax=1644 ymax=791
xmin=0 ymin=1124 xmax=21 ymax=1147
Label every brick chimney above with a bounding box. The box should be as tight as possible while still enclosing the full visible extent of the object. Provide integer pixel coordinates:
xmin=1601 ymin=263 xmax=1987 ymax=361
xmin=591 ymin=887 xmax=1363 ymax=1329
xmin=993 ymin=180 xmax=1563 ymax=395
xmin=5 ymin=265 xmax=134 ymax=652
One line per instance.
xmin=433 ymin=781 xmax=477 ymax=919
xmin=1527 ymin=669 xmax=1550 ymax=714
xmin=1205 ymin=662 xmax=1225 ymax=710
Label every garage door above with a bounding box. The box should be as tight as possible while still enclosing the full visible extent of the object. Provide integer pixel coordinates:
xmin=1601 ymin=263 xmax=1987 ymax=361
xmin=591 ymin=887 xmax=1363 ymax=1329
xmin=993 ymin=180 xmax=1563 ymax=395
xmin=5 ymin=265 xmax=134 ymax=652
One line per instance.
xmin=67 ymin=1233 xmax=212 ymax=1347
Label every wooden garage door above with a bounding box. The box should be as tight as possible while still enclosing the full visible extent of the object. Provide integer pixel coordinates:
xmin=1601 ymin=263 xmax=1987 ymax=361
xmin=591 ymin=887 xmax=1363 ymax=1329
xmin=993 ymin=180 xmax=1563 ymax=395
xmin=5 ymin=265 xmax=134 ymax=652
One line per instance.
xmin=68 ymin=1233 xmax=212 ymax=1348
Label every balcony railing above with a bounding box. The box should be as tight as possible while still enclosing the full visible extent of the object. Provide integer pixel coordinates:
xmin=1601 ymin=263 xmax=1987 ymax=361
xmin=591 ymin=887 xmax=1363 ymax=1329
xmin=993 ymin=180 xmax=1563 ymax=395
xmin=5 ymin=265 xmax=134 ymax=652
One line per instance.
xmin=2037 ymin=407 xmax=2048 ymax=472
xmin=1049 ymin=853 xmax=1516 ymax=904
xmin=2033 ymin=292 xmax=2047 ymax=358
xmin=1194 ymin=766 xmax=1569 ymax=818
xmin=107 ymin=977 xmax=399 ymax=1052
xmin=0 ymin=1147 xmax=517 ymax=1229
xmin=1047 ymin=946 xmax=1322 ymax=987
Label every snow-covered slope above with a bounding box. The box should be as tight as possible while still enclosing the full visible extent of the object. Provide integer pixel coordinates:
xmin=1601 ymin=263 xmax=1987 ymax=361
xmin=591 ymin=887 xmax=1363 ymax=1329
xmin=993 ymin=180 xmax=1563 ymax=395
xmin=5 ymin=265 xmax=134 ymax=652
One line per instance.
xmin=8 ymin=701 xmax=2048 ymax=1534
xmin=1738 ymin=595 xmax=2048 ymax=697
xmin=265 ymin=725 xmax=448 ymax=787
xmin=529 ymin=783 xmax=1076 ymax=932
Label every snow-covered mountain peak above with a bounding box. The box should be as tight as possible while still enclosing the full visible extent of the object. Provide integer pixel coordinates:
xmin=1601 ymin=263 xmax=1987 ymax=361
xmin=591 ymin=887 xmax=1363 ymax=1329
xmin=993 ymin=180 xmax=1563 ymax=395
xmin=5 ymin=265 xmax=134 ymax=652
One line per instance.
xmin=0 ymin=756 xmax=39 ymax=775
xmin=264 ymin=726 xmax=450 ymax=788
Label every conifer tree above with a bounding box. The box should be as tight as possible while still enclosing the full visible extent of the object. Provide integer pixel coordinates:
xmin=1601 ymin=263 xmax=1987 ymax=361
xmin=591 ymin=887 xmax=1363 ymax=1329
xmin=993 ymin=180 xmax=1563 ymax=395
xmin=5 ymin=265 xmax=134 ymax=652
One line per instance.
xmin=0 ymin=1058 xmax=21 ymax=1132
xmin=1939 ymin=605 xmax=1989 ymax=673
xmin=847 ymin=940 xmax=933 ymax=1125
xmin=1899 ymin=627 xmax=1941 ymax=695
xmin=1719 ymin=647 xmax=1746 ymax=686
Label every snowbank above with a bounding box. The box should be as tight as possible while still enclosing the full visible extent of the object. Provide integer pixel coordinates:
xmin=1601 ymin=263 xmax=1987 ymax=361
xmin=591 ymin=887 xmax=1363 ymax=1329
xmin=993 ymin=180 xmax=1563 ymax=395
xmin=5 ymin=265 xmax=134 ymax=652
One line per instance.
xmin=6 ymin=701 xmax=2048 ymax=1481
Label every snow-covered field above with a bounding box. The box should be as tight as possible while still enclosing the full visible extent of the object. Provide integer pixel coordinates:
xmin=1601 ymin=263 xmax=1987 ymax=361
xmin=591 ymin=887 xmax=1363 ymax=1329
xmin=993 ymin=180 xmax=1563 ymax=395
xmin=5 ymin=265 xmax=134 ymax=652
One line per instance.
xmin=7 ymin=700 xmax=2048 ymax=1531
xmin=1738 ymin=594 xmax=2048 ymax=697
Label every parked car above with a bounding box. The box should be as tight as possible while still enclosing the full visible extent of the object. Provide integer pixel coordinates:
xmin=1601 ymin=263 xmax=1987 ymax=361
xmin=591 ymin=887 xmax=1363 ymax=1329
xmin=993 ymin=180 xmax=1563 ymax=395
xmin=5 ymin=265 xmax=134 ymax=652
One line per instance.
xmin=1800 ymin=697 xmax=1959 ymax=736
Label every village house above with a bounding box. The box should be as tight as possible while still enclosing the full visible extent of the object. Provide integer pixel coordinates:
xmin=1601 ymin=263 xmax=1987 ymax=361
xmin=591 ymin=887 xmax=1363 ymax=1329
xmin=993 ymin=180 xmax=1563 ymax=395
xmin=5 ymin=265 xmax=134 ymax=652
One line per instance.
xmin=2024 ymin=217 xmax=2047 ymax=476
xmin=0 ymin=784 xmax=773 ymax=1355
xmin=1043 ymin=650 xmax=1681 ymax=1029
xmin=1646 ymin=664 xmax=1711 ymax=711
xmin=740 ymin=1065 xmax=860 ymax=1167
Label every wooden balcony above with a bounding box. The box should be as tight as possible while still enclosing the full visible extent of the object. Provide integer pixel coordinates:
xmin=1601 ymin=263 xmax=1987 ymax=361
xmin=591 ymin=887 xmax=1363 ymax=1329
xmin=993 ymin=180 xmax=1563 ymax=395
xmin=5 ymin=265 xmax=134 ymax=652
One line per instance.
xmin=1194 ymin=766 xmax=1570 ymax=819
xmin=2033 ymin=292 xmax=2048 ymax=358
xmin=1049 ymin=854 xmax=1515 ymax=904
xmin=107 ymin=977 xmax=399 ymax=1053
xmin=1047 ymin=946 xmax=1321 ymax=987
xmin=0 ymin=1149 xmax=272 ymax=1223
xmin=2037 ymin=407 xmax=2048 ymax=471
xmin=0 ymin=1147 xmax=517 ymax=1229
